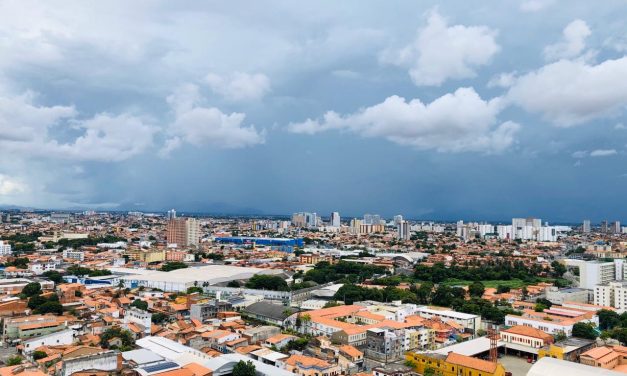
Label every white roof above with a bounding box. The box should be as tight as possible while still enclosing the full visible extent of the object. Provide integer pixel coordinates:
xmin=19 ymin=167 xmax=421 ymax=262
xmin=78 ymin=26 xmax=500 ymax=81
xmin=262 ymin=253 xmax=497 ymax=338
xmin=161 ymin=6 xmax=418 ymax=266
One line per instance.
xmin=528 ymin=357 xmax=624 ymax=376
xmin=122 ymin=349 xmax=164 ymax=365
xmin=417 ymin=306 xmax=479 ymax=320
xmin=432 ymin=337 xmax=504 ymax=356
xmin=120 ymin=265 xmax=284 ymax=285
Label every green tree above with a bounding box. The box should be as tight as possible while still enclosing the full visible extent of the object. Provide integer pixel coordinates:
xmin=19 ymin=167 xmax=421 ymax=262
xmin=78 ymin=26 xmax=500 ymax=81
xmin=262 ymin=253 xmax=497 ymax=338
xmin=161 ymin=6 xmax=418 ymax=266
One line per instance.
xmin=227 ymin=280 xmax=241 ymax=288
xmin=32 ymin=351 xmax=48 ymax=360
xmin=37 ymin=301 xmax=63 ymax=315
xmin=42 ymin=270 xmax=64 ymax=284
xmin=100 ymin=327 xmax=135 ymax=348
xmin=21 ymin=282 xmax=42 ymax=297
xmin=245 ymin=275 xmax=289 ymax=291
xmin=598 ymin=309 xmax=621 ymax=330
xmin=160 ymin=262 xmax=188 ymax=272
xmin=468 ymin=281 xmax=485 ymax=298
xmin=6 ymin=356 xmax=23 ymax=366
xmin=496 ymin=285 xmax=511 ymax=293
xmin=151 ymin=312 xmax=168 ymax=324
xmin=232 ymin=360 xmax=256 ymax=376
xmin=130 ymin=299 xmax=148 ymax=311
xmin=572 ymin=322 xmax=597 ymax=340
xmin=186 ymin=286 xmax=203 ymax=294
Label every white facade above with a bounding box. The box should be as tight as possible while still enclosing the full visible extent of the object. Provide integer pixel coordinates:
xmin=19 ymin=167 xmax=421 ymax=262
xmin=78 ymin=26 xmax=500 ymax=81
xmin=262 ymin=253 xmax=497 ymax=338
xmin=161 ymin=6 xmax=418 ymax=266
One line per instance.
xmin=505 ymin=314 xmax=598 ymax=337
xmin=63 ymin=249 xmax=85 ymax=261
xmin=125 ymin=307 xmax=152 ymax=335
xmin=331 ymin=212 xmax=341 ymax=227
xmin=0 ymin=241 xmax=11 ymax=256
xmin=397 ymin=220 xmax=411 ymax=240
xmin=23 ymin=329 xmax=75 ymax=353
xmin=594 ymin=281 xmax=627 ymax=311
xmin=567 ymin=260 xmax=618 ymax=290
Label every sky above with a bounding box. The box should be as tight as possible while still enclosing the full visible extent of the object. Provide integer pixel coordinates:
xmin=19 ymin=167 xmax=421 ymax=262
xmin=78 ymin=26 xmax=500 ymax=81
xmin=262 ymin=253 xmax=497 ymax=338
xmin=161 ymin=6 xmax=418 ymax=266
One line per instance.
xmin=0 ymin=0 xmax=627 ymax=222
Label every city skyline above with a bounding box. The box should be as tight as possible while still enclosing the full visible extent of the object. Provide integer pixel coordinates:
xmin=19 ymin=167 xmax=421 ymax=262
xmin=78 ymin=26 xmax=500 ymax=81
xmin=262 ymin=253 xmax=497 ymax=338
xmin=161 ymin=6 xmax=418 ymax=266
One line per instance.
xmin=1 ymin=1 xmax=627 ymax=221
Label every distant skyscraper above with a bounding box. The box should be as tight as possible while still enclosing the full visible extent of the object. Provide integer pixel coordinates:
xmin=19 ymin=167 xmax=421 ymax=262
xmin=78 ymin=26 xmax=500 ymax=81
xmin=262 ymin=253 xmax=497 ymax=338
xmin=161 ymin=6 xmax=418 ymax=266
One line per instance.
xmin=167 ymin=217 xmax=200 ymax=247
xmin=602 ymin=220 xmax=609 ymax=233
xmin=331 ymin=212 xmax=341 ymax=227
xmin=582 ymin=220 xmax=591 ymax=233
xmin=393 ymin=215 xmax=403 ymax=226
xmin=398 ymin=220 xmax=411 ymax=240
xmin=291 ymin=212 xmax=318 ymax=228
xmin=614 ymin=221 xmax=622 ymax=234
xmin=167 ymin=209 xmax=177 ymax=220
xmin=363 ymin=214 xmax=381 ymax=225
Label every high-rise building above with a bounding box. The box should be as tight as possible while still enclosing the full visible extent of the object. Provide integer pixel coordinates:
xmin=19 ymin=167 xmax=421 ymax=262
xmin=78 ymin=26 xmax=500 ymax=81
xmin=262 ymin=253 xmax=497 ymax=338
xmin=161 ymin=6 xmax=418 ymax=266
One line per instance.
xmin=602 ymin=220 xmax=609 ymax=233
xmin=363 ymin=214 xmax=381 ymax=225
xmin=0 ymin=241 xmax=12 ymax=256
xmin=292 ymin=212 xmax=318 ymax=228
xmin=330 ymin=212 xmax=341 ymax=227
xmin=167 ymin=218 xmax=200 ymax=247
xmin=613 ymin=221 xmax=622 ymax=234
xmin=398 ymin=220 xmax=411 ymax=240
xmin=582 ymin=220 xmax=591 ymax=233
xmin=393 ymin=215 xmax=403 ymax=226
xmin=167 ymin=209 xmax=177 ymax=220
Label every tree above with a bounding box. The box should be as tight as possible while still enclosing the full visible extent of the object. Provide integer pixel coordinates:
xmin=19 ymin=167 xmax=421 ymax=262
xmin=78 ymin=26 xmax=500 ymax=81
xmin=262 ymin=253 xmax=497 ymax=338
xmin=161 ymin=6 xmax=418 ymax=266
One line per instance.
xmin=160 ymin=262 xmax=188 ymax=272
xmin=521 ymin=286 xmax=529 ymax=300
xmin=598 ymin=309 xmax=621 ymax=330
xmin=42 ymin=270 xmax=64 ymax=284
xmin=554 ymin=331 xmax=567 ymax=342
xmin=37 ymin=301 xmax=63 ymax=315
xmin=245 ymin=275 xmax=289 ymax=291
xmin=572 ymin=322 xmax=597 ymax=340
xmin=227 ymin=280 xmax=241 ymax=288
xmin=551 ymin=261 xmax=567 ymax=278
xmin=151 ymin=312 xmax=168 ymax=324
xmin=186 ymin=287 xmax=203 ymax=294
xmin=232 ymin=360 xmax=256 ymax=376
xmin=32 ymin=351 xmax=48 ymax=360
xmin=431 ymin=285 xmax=454 ymax=307
xmin=28 ymin=294 xmax=48 ymax=310
xmin=468 ymin=281 xmax=485 ymax=298
xmin=6 ymin=356 xmax=23 ymax=366
xmin=496 ymin=285 xmax=511 ymax=294
xmin=100 ymin=327 xmax=135 ymax=348
xmin=130 ymin=299 xmax=148 ymax=311
xmin=21 ymin=282 xmax=42 ymax=297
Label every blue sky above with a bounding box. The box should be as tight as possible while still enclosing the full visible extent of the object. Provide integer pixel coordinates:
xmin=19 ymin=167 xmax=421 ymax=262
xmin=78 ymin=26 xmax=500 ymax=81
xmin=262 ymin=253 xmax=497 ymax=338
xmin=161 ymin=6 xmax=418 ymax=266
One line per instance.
xmin=0 ymin=0 xmax=626 ymax=222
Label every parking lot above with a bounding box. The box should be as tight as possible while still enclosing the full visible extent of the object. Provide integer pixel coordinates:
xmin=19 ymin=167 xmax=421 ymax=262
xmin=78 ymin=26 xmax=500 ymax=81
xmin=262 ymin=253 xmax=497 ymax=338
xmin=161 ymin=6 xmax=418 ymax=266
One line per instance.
xmin=500 ymin=355 xmax=533 ymax=376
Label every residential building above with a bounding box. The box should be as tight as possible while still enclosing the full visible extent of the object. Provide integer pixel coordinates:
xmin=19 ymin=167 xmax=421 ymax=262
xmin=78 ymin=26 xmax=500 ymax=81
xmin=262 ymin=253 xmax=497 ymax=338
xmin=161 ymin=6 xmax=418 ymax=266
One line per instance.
xmin=500 ymin=325 xmax=554 ymax=349
xmin=330 ymin=212 xmax=341 ymax=227
xmin=583 ymin=220 xmax=591 ymax=233
xmin=167 ymin=217 xmax=201 ymax=247
xmin=0 ymin=240 xmax=11 ymax=256
xmin=365 ymin=327 xmax=404 ymax=362
xmin=190 ymin=300 xmax=233 ymax=323
xmin=406 ymin=352 xmax=506 ymax=376
xmin=545 ymin=286 xmax=589 ymax=305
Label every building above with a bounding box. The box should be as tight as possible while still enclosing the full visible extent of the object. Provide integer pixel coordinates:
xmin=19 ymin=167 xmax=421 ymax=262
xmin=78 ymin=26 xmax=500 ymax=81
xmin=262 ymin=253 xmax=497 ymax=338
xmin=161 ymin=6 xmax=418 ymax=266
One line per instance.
xmin=22 ymin=328 xmax=75 ymax=354
xmin=190 ymin=300 xmax=233 ymax=323
xmin=406 ymin=352 xmax=506 ymax=376
xmin=397 ymin=221 xmax=411 ymax=241
xmin=127 ymin=249 xmax=166 ymax=263
xmin=0 ymin=240 xmax=12 ymax=256
xmin=566 ymin=260 xmax=618 ymax=290
xmin=125 ymin=307 xmax=152 ymax=336
xmin=546 ymin=286 xmax=590 ymax=305
xmin=365 ymin=327 xmax=404 ymax=362
xmin=529 ymin=356 xmax=625 ymax=376
xmin=167 ymin=209 xmax=177 ymax=220
xmin=372 ymin=365 xmax=413 ymax=376
xmin=167 ymin=217 xmax=200 ymax=247
xmin=505 ymin=306 xmax=598 ymax=337
xmin=416 ymin=306 xmax=481 ymax=334
xmin=583 ymin=220 xmax=591 ymax=233
xmin=279 ymin=354 xmax=340 ymax=376
xmin=63 ymin=248 xmax=85 ymax=261
xmin=580 ymin=345 xmax=627 ymax=372
xmin=242 ymin=326 xmax=281 ymax=344
xmin=595 ymin=281 xmax=627 ymax=310
xmin=500 ymin=325 xmax=554 ymax=349
xmin=330 ymin=212 xmax=341 ymax=227
xmin=538 ymin=337 xmax=597 ymax=361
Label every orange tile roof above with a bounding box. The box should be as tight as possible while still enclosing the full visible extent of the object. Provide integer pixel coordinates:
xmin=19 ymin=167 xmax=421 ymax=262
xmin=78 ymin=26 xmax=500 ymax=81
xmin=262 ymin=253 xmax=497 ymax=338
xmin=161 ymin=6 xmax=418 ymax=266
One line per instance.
xmin=446 ymin=352 xmax=497 ymax=373
xmin=339 ymin=345 xmax=363 ymax=358
xmin=502 ymin=325 xmax=553 ymax=340
xmin=581 ymin=346 xmax=614 ymax=360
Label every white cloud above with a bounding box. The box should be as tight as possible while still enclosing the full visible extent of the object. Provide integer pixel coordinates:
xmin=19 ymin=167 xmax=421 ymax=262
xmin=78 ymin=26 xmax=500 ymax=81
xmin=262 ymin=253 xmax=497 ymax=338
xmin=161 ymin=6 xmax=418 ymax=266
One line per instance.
xmin=162 ymin=84 xmax=265 ymax=155
xmin=520 ymin=0 xmax=554 ymax=12
xmin=615 ymin=123 xmax=626 ymax=130
xmin=0 ymin=90 xmax=156 ymax=162
xmin=205 ymin=72 xmax=270 ymax=101
xmin=506 ymin=57 xmax=627 ymax=126
xmin=381 ymin=10 xmax=499 ymax=86
xmin=487 ymin=72 xmax=517 ymax=88
xmin=289 ymin=87 xmax=518 ymax=153
xmin=590 ymin=149 xmax=617 ymax=157
xmin=0 ymin=174 xmax=27 ymax=195
xmin=571 ymin=150 xmax=588 ymax=158
xmin=544 ymin=19 xmax=591 ymax=61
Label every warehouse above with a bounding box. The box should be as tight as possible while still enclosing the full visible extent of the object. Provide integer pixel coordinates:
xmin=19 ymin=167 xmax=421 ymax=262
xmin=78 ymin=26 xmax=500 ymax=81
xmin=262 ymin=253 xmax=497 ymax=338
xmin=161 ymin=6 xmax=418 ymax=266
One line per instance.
xmin=119 ymin=264 xmax=284 ymax=292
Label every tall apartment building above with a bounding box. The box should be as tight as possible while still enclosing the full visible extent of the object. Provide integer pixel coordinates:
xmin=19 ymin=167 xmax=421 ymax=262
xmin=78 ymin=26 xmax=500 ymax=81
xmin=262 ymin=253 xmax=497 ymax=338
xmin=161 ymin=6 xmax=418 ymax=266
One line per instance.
xmin=167 ymin=209 xmax=177 ymax=220
xmin=566 ymin=260 xmax=621 ymax=290
xmin=614 ymin=221 xmax=622 ymax=234
xmin=582 ymin=220 xmax=591 ymax=233
xmin=166 ymin=218 xmax=200 ymax=247
xmin=363 ymin=214 xmax=382 ymax=225
xmin=0 ymin=241 xmax=12 ymax=256
xmin=330 ymin=212 xmax=341 ymax=227
xmin=594 ymin=281 xmax=627 ymax=309
xmin=292 ymin=212 xmax=318 ymax=228
xmin=397 ymin=220 xmax=411 ymax=241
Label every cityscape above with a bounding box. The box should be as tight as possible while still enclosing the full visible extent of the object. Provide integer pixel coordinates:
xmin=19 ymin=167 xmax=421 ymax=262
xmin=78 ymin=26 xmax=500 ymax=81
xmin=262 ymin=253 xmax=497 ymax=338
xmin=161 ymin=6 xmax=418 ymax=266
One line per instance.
xmin=1 ymin=2 xmax=627 ymax=376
